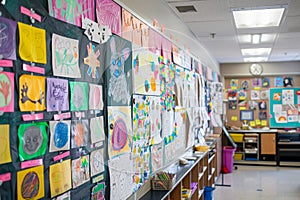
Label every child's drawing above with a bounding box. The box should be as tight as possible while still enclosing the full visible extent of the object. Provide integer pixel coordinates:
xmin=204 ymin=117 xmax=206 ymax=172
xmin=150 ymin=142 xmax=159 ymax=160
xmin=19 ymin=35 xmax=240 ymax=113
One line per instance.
xmin=49 ymin=120 xmax=71 ymax=152
xmin=90 ymin=148 xmax=104 ymax=177
xmin=132 ymin=46 xmax=160 ymax=95
xmin=48 ymin=0 xmax=95 ymax=27
xmin=71 ymin=155 xmax=90 ymax=188
xmin=52 ymin=33 xmax=81 ymax=78
xmin=0 ymin=124 xmax=12 ymax=165
xmin=0 ymin=71 xmax=14 ymax=112
xmin=19 ymin=74 xmax=45 ymax=112
xmin=89 ymin=84 xmax=103 ymax=110
xmin=96 ymin=0 xmax=121 ymax=36
xmin=82 ymin=17 xmax=111 ymax=44
xmin=71 ymin=119 xmax=89 ymax=148
xmin=90 ymin=116 xmax=105 ymax=144
xmin=46 ymin=78 xmax=69 ymax=112
xmin=70 ymin=81 xmax=88 ymax=111
xmin=0 ymin=17 xmax=17 ymax=60
xmin=107 ymin=36 xmax=132 ymax=105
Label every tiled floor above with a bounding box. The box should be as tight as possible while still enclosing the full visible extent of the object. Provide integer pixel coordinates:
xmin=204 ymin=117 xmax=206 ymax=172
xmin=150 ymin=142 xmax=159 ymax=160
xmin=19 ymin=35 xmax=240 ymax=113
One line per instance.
xmin=214 ymin=165 xmax=300 ymax=200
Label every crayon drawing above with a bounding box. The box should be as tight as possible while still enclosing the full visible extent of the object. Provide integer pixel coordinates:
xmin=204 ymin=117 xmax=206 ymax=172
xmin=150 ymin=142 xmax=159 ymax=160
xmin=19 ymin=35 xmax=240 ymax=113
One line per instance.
xmin=17 ymin=165 xmax=44 ymax=200
xmin=71 ymin=155 xmax=90 ymax=188
xmin=132 ymin=46 xmax=160 ymax=95
xmin=107 ymin=36 xmax=132 ymax=106
xmin=49 ymin=159 xmax=72 ymax=197
xmin=48 ymin=0 xmax=95 ymax=27
xmin=151 ymin=143 xmax=163 ymax=173
xmin=52 ymin=33 xmax=81 ymax=78
xmin=19 ymin=74 xmax=46 ymax=112
xmin=89 ymin=84 xmax=103 ymax=110
xmin=108 ymin=153 xmax=134 ymax=200
xmin=18 ymin=122 xmax=48 ymax=161
xmin=96 ymin=0 xmax=121 ymax=36
xmin=70 ymin=81 xmax=88 ymax=111
xmin=49 ymin=120 xmax=71 ymax=152
xmin=0 ymin=71 xmax=14 ymax=112
xmin=160 ymin=62 xmax=175 ymax=111
xmin=46 ymin=78 xmax=69 ymax=112
xmin=71 ymin=119 xmax=89 ymax=148
xmin=0 ymin=124 xmax=12 ymax=164
xmin=0 ymin=17 xmax=17 ymax=60
xmin=90 ymin=148 xmax=104 ymax=177
xmin=84 ymin=43 xmax=101 ymax=78
xmin=90 ymin=116 xmax=105 ymax=144
xmin=18 ymin=22 xmax=46 ymax=64
xmin=91 ymin=183 xmax=105 ymax=200
xmin=108 ymin=106 xmax=132 ymax=158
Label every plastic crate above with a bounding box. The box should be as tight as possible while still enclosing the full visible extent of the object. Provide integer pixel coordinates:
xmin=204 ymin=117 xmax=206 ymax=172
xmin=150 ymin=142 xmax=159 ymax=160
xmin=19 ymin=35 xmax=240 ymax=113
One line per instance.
xmin=151 ymin=175 xmax=176 ymax=190
xmin=230 ymin=133 xmax=244 ymax=142
xmin=234 ymin=153 xmax=243 ymax=160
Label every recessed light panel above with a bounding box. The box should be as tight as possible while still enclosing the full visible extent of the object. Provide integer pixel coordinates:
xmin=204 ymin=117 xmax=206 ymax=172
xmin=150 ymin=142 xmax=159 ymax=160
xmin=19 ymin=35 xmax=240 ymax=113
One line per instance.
xmin=233 ymin=7 xmax=285 ymax=28
xmin=241 ymin=48 xmax=272 ymax=56
xmin=244 ymin=57 xmax=268 ymax=62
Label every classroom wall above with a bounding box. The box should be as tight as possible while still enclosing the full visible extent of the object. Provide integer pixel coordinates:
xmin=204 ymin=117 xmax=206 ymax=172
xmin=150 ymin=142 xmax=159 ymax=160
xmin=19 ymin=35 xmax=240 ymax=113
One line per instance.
xmin=114 ymin=0 xmax=220 ymax=73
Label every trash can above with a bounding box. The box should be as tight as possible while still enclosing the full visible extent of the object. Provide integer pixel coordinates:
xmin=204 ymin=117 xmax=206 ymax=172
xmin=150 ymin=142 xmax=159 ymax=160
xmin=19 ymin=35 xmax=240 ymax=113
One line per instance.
xmin=204 ymin=186 xmax=215 ymax=200
xmin=222 ymin=146 xmax=236 ymax=173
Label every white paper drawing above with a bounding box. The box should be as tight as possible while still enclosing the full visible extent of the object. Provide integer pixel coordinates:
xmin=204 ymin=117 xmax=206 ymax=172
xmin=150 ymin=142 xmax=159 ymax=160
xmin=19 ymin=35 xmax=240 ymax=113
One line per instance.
xmin=90 ymin=116 xmax=105 ymax=144
xmin=82 ymin=17 xmax=112 ymax=43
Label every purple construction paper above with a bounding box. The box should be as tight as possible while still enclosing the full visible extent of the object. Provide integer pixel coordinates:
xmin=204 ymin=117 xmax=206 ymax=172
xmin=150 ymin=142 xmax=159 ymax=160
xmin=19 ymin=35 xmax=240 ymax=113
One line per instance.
xmin=47 ymin=78 xmax=69 ymax=111
xmin=0 ymin=17 xmax=17 ymax=60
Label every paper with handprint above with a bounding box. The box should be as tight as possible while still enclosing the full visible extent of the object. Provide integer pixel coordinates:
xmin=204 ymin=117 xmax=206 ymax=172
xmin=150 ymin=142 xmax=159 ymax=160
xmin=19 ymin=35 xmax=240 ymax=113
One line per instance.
xmin=19 ymin=74 xmax=46 ymax=111
xmin=0 ymin=71 xmax=14 ymax=112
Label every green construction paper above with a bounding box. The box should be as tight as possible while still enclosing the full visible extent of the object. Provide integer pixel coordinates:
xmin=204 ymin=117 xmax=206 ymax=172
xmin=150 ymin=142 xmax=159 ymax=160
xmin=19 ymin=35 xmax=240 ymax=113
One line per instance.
xmin=18 ymin=122 xmax=48 ymax=161
xmin=70 ymin=81 xmax=89 ymax=111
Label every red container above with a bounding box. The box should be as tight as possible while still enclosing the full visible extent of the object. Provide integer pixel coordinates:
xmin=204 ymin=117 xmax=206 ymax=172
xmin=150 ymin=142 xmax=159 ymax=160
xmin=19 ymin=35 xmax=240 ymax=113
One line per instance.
xmin=222 ymin=146 xmax=236 ymax=173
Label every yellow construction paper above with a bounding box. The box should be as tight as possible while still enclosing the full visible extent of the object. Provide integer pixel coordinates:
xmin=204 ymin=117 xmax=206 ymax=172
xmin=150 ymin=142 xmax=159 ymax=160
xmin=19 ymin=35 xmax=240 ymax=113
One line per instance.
xmin=261 ymin=120 xmax=267 ymax=126
xmin=49 ymin=159 xmax=72 ymax=197
xmin=231 ymin=116 xmax=238 ymax=121
xmin=250 ymin=121 xmax=255 ymax=127
xmin=18 ymin=22 xmax=46 ymax=64
xmin=254 ymin=87 xmax=261 ymax=90
xmin=0 ymin=124 xmax=12 ymax=164
xmin=19 ymin=74 xmax=46 ymax=111
xmin=256 ymin=119 xmax=261 ymax=125
xmin=239 ymin=107 xmax=246 ymax=110
xmin=17 ymin=165 xmax=44 ymax=200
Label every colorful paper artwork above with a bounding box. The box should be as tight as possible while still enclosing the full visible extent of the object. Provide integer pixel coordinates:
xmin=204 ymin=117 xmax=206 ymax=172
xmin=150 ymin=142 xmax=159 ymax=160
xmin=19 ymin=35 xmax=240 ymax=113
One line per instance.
xmin=251 ymin=90 xmax=260 ymax=100
xmin=17 ymin=165 xmax=44 ymax=200
xmin=141 ymin=22 xmax=149 ymax=49
xmin=49 ymin=120 xmax=71 ymax=152
xmin=262 ymin=77 xmax=270 ymax=88
xmin=108 ymin=153 xmax=134 ymax=200
xmin=19 ymin=74 xmax=46 ymax=112
xmin=91 ymin=183 xmax=105 ymax=200
xmin=260 ymin=90 xmax=269 ymax=100
xmin=70 ymin=81 xmax=88 ymax=111
xmin=90 ymin=149 xmax=104 ymax=177
xmin=275 ymin=111 xmax=287 ymax=123
xmin=282 ymin=89 xmax=294 ymax=104
xmin=84 ymin=43 xmax=101 ymax=79
xmin=82 ymin=18 xmax=112 ymax=44
xmin=56 ymin=191 xmax=71 ymax=200
xmin=148 ymin=28 xmax=162 ymax=54
xmin=0 ymin=71 xmax=14 ymax=112
xmin=71 ymin=155 xmax=90 ymax=188
xmin=0 ymin=17 xmax=17 ymax=60
xmin=121 ymin=8 xmax=133 ymax=42
xmin=96 ymin=0 xmax=121 ymax=36
xmin=132 ymin=145 xmax=150 ymax=191
xmin=90 ymin=116 xmax=105 ymax=144
xmin=161 ymin=37 xmax=172 ymax=63
xmin=160 ymin=62 xmax=175 ymax=111
xmin=48 ymin=0 xmax=95 ymax=27
xmin=52 ymin=33 xmax=81 ymax=78
xmin=148 ymin=96 xmax=162 ymax=144
xmin=252 ymin=78 xmax=262 ymax=87
xmin=274 ymin=77 xmax=283 ymax=87
xmin=46 ymin=78 xmax=69 ymax=112
xmin=0 ymin=124 xmax=12 ymax=165
xmin=230 ymin=79 xmax=238 ymax=88
xmin=89 ymin=84 xmax=103 ymax=110
xmin=151 ymin=143 xmax=163 ymax=173
xmin=132 ymin=46 xmax=160 ymax=95
xmin=71 ymin=119 xmax=89 ymax=148
xmin=18 ymin=122 xmax=48 ymax=161
xmin=107 ymin=36 xmax=132 ymax=105
xmin=108 ymin=106 xmax=132 ymax=158
xmin=132 ymin=16 xmax=142 ymax=46
xmin=174 ymin=108 xmax=187 ymax=152
xmin=241 ymin=80 xmax=249 ymax=90
xmin=49 ymin=159 xmax=72 ymax=197
xmin=18 ymin=22 xmax=46 ymax=64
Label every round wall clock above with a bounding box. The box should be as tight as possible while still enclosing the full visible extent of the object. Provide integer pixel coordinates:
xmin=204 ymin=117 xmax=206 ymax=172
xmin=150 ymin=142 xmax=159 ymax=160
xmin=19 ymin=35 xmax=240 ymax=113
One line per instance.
xmin=249 ymin=64 xmax=263 ymax=76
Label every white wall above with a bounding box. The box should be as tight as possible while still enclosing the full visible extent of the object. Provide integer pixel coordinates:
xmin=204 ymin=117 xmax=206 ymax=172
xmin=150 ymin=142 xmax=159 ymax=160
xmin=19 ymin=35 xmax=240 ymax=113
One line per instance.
xmin=114 ymin=0 xmax=220 ymax=73
xmin=221 ymin=62 xmax=300 ymax=77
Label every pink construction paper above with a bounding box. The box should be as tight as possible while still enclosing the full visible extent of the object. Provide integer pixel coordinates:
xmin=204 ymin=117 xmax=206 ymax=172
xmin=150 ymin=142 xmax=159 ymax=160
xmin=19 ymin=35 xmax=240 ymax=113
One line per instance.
xmin=148 ymin=28 xmax=162 ymax=54
xmin=0 ymin=71 xmax=14 ymax=112
xmin=96 ymin=0 xmax=121 ymax=36
xmin=162 ymin=37 xmax=172 ymax=62
xmin=21 ymin=158 xmax=43 ymax=169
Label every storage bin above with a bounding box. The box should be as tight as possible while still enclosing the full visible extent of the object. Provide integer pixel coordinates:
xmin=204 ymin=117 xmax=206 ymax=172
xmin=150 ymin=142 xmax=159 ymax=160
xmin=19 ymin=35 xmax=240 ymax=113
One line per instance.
xmin=151 ymin=175 xmax=176 ymax=190
xmin=230 ymin=133 xmax=244 ymax=142
xmin=234 ymin=153 xmax=243 ymax=160
xmin=223 ymin=146 xmax=236 ymax=173
xmin=204 ymin=186 xmax=215 ymax=200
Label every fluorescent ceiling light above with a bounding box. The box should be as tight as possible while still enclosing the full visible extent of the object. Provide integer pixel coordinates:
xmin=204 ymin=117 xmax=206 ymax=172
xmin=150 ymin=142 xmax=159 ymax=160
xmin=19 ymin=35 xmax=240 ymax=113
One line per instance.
xmin=252 ymin=34 xmax=261 ymax=44
xmin=241 ymin=48 xmax=272 ymax=56
xmin=232 ymin=7 xmax=285 ymax=28
xmin=238 ymin=34 xmax=276 ymax=43
xmin=244 ymin=57 xmax=268 ymax=62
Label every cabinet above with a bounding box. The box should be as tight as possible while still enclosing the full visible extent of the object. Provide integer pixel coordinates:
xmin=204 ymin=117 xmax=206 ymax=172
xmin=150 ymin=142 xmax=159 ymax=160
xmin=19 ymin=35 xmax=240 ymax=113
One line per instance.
xmin=260 ymin=133 xmax=276 ymax=155
xmin=277 ymin=132 xmax=300 ymax=164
